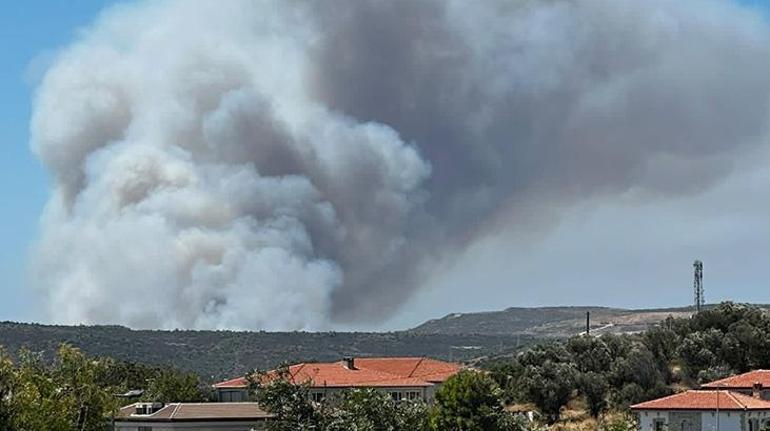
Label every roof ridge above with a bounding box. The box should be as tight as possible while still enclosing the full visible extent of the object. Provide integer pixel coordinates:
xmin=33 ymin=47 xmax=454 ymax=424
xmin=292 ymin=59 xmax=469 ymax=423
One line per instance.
xmin=169 ymin=403 xmax=182 ymax=419
xmin=727 ymin=390 xmax=770 ymax=402
xmin=408 ymin=357 xmax=425 ymax=378
xmin=291 ymin=363 xmax=308 ymax=383
xmin=723 ymin=390 xmax=743 ymax=409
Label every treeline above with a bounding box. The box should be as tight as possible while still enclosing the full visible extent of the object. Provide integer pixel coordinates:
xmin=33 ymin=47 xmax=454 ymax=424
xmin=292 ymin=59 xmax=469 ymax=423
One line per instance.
xmin=0 ymin=322 xmax=528 ymax=381
xmin=0 ymin=345 xmax=207 ymax=430
xmin=485 ymin=302 xmax=770 ymax=423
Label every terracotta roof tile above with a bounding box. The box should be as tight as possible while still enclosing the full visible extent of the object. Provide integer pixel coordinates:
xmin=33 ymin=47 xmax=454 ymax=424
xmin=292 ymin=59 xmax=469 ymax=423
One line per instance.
xmin=213 ymin=357 xmax=462 ymax=389
xmin=702 ymin=370 xmax=770 ymax=389
xmin=631 ymin=390 xmax=770 ymax=411
xmin=355 ymin=357 xmax=460 ymax=382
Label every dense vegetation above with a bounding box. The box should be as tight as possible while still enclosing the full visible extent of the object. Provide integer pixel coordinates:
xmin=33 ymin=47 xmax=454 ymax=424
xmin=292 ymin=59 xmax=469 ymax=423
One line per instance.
xmin=251 ymin=368 xmax=638 ymax=431
xmin=485 ymin=302 xmax=770 ymax=425
xmin=0 ymin=322 xmax=531 ymax=381
xmin=251 ymin=368 xmax=530 ymax=431
xmin=1 ymin=302 xmax=768 ymax=430
xmin=0 ymin=345 xmax=207 ymax=431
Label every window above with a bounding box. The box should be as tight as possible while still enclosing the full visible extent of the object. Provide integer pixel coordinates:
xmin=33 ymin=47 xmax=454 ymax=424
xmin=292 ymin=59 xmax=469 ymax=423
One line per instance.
xmin=219 ymin=390 xmax=245 ymax=402
xmin=653 ymin=419 xmax=665 ymax=431
xmin=390 ymin=392 xmax=403 ymax=401
xmin=138 ymin=427 xmax=152 ymax=431
xmin=311 ymin=392 xmax=325 ymax=403
xmin=406 ymin=391 xmax=421 ymax=400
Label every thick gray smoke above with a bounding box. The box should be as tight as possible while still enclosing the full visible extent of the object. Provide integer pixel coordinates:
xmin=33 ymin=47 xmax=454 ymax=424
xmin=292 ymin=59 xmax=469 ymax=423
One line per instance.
xmin=31 ymin=0 xmax=770 ymax=329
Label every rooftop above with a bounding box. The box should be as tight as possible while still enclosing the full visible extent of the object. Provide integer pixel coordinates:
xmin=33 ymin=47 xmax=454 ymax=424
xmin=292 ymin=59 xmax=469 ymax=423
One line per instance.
xmin=631 ymin=390 xmax=770 ymax=411
xmin=701 ymin=370 xmax=770 ymax=389
xmin=213 ymin=357 xmax=462 ymax=389
xmin=115 ymin=402 xmax=273 ymax=422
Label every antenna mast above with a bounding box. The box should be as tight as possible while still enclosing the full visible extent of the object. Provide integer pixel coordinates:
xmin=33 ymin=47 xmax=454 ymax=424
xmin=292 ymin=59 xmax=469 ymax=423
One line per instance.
xmin=693 ymin=260 xmax=704 ymax=313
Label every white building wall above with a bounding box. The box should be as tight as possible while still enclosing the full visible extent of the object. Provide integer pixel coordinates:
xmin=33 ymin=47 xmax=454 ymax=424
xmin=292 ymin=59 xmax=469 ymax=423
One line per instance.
xmin=637 ymin=410 xmax=746 ymax=431
xmin=638 ymin=410 xmax=668 ymax=430
xmin=744 ymin=410 xmax=770 ymax=430
xmin=701 ymin=411 xmax=742 ymax=431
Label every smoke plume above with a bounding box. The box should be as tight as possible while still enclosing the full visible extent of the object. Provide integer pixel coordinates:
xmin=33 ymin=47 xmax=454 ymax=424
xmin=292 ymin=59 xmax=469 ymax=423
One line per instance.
xmin=31 ymin=0 xmax=770 ymax=329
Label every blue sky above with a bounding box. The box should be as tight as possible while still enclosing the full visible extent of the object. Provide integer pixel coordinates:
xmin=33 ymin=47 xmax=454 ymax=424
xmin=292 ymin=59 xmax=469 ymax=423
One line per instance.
xmin=1 ymin=1 xmax=117 ymax=321
xmin=3 ymin=0 xmax=770 ymax=327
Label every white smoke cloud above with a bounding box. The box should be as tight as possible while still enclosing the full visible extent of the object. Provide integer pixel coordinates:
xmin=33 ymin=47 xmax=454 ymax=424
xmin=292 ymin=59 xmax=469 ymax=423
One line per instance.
xmin=30 ymin=0 xmax=770 ymax=329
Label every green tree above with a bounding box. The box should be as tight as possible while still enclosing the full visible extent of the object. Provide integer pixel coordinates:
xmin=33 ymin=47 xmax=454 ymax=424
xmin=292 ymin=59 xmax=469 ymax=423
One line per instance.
xmin=11 ymin=345 xmax=118 ymax=431
xmin=55 ymin=345 xmax=118 ymax=430
xmin=429 ymin=370 xmax=511 ymax=431
xmin=248 ymin=367 xmax=321 ymax=431
xmin=520 ymin=361 xmax=576 ymax=423
xmin=642 ymin=324 xmax=678 ymax=382
xmin=323 ymin=389 xmax=428 ymax=431
xmin=567 ymin=337 xmax=612 ymax=373
xmin=0 ymin=348 xmax=18 ymax=430
xmin=518 ymin=342 xmax=571 ymax=368
xmin=144 ymin=368 xmax=207 ymax=402
xmin=486 ymin=359 xmax=524 ymax=403
xmin=578 ymin=371 xmax=608 ymax=418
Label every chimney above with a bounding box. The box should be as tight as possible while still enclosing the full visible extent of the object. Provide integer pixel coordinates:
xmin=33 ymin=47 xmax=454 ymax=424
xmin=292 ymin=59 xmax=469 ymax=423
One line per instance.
xmin=344 ymin=356 xmax=356 ymax=370
xmin=135 ymin=402 xmax=165 ymax=415
xmin=753 ymin=382 xmax=763 ymax=399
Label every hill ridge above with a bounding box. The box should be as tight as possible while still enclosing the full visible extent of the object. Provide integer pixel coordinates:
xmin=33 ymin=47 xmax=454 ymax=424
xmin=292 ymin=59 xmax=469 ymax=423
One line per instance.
xmin=410 ymin=303 xmax=770 ymax=337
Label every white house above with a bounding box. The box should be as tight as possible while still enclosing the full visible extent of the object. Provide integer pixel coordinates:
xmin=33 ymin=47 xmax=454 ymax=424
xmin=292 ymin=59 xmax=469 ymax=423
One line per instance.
xmin=632 ymin=389 xmax=770 ymax=431
xmin=113 ymin=402 xmax=272 ymax=431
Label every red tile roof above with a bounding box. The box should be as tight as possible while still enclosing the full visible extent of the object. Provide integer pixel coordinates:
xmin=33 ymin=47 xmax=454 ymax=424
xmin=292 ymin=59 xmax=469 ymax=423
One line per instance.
xmin=354 ymin=357 xmax=461 ymax=383
xmin=702 ymin=370 xmax=770 ymax=389
xmin=213 ymin=357 xmax=462 ymax=389
xmin=631 ymin=390 xmax=770 ymax=411
xmin=116 ymin=403 xmax=273 ymax=422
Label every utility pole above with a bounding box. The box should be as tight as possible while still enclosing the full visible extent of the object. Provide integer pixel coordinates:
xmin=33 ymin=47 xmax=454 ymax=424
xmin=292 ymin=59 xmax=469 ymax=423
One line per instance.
xmin=694 ymin=260 xmax=704 ymax=313
xmin=586 ymin=311 xmax=590 ymax=336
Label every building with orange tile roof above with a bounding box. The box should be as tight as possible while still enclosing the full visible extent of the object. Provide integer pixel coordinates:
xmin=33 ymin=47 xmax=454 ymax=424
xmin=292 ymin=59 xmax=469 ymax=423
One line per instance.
xmin=213 ymin=356 xmax=462 ymax=403
xmin=632 ymin=390 xmax=770 ymax=431
xmin=701 ymin=370 xmax=770 ymax=400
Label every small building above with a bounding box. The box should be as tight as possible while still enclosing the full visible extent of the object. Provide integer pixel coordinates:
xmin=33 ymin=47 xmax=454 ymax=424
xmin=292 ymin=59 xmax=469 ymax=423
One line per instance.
xmin=113 ymin=402 xmax=272 ymax=431
xmin=701 ymin=370 xmax=770 ymax=400
xmin=213 ymin=356 xmax=462 ymax=403
xmin=631 ymin=390 xmax=770 ymax=431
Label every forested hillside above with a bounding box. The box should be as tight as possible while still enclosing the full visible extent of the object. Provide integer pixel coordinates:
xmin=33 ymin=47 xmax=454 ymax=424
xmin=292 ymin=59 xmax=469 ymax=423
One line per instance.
xmin=0 ymin=322 xmax=531 ymax=381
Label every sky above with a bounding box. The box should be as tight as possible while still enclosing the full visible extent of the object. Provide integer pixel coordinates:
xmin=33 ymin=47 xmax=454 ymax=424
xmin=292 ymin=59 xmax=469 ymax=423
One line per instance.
xmin=0 ymin=1 xmax=119 ymax=322
xmin=4 ymin=0 xmax=770 ymax=331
